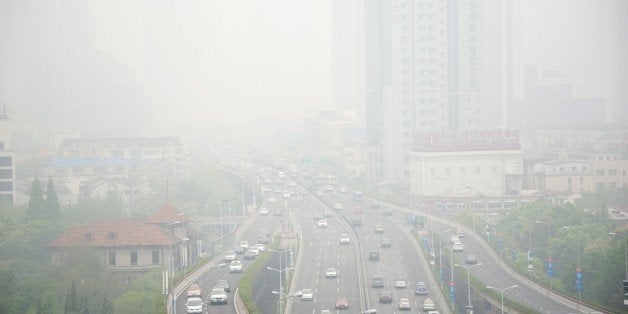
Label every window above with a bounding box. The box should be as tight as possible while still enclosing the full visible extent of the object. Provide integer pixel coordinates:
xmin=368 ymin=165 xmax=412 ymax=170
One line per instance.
xmin=579 ymin=177 xmax=584 ymax=184
xmin=596 ymin=169 xmax=604 ymax=176
xmin=513 ymin=163 xmax=519 ymax=172
xmin=152 ymin=251 xmax=160 ymax=264
xmin=109 ymin=252 xmax=116 ymax=266
xmin=0 ymin=169 xmax=11 ymax=179
xmin=609 ymin=182 xmax=617 ymax=189
xmin=0 ymin=156 xmax=11 ymax=167
xmin=0 ymin=182 xmax=12 ymax=191
xmin=596 ymin=182 xmax=605 ymax=191
xmin=567 ymin=177 xmax=572 ymax=185
xmin=609 ymin=169 xmax=617 ymax=176
xmin=131 ymin=251 xmax=138 ymax=266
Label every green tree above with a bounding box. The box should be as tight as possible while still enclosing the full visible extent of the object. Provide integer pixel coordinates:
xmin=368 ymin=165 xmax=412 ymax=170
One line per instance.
xmin=25 ymin=176 xmax=45 ymax=220
xmin=45 ymin=175 xmax=61 ymax=219
xmin=64 ymin=282 xmax=81 ymax=314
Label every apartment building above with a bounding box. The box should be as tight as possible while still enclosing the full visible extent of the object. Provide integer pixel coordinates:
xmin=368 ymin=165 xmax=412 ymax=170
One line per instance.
xmin=528 ymin=151 xmax=628 ymax=193
xmin=0 ymin=106 xmax=14 ymax=204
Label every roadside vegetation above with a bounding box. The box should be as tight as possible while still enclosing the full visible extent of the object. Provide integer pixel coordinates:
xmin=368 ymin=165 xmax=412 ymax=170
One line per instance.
xmin=0 ymin=165 xmax=236 ymax=313
xmin=455 ymin=188 xmax=628 ymax=312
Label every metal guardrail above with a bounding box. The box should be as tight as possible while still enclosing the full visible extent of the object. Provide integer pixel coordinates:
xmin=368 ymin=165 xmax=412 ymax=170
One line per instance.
xmin=166 ymin=214 xmax=259 ymax=314
xmin=426 ymin=213 xmax=606 ymax=313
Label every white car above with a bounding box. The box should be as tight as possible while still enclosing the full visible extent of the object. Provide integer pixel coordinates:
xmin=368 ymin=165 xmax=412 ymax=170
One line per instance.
xmin=224 ymin=250 xmax=237 ymax=262
xmin=339 ymin=234 xmax=350 ymax=244
xmin=317 ymin=219 xmax=328 ymax=228
xmin=334 ymin=203 xmax=343 ymax=211
xmin=394 ymin=278 xmax=407 ymax=288
xmin=209 ymin=287 xmax=228 ymax=305
xmin=453 ymin=242 xmax=464 ymax=252
xmin=268 ymin=196 xmax=276 ymax=203
xmin=239 ymin=240 xmax=250 ymax=250
xmin=255 ymin=243 xmax=266 ymax=252
xmin=325 ymin=267 xmax=338 ymax=278
xmin=229 ymin=260 xmax=242 ymax=273
xmin=398 ymin=298 xmax=412 ymax=310
xmin=450 ymin=235 xmax=461 ymax=244
xmin=301 ymin=288 xmax=313 ymax=301
xmin=259 ymin=208 xmax=268 ymax=215
xmin=423 ymin=298 xmax=436 ymax=311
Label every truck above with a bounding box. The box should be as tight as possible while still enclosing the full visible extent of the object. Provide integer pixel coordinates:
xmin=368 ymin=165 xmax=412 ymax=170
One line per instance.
xmin=186 ymin=284 xmax=203 ymax=313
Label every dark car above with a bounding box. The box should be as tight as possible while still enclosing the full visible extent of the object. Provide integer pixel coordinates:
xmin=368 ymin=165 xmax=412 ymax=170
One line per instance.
xmin=368 ymin=251 xmax=380 ymax=261
xmin=215 ymin=279 xmax=230 ymax=293
xmin=415 ymin=282 xmax=428 ymax=295
xmin=378 ymin=291 xmax=393 ymax=303
xmin=352 ymin=218 xmax=362 ymax=227
xmin=234 ymin=246 xmax=245 ymax=254
xmin=382 ymin=208 xmax=393 ymax=216
xmin=371 ymin=275 xmax=384 ymax=288
xmin=244 ymin=250 xmax=257 ymax=260
xmin=381 ymin=238 xmax=392 ymax=247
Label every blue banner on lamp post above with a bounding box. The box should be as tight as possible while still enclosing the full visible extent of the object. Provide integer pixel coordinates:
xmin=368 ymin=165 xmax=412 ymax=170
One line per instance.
xmin=576 ymin=267 xmax=583 ymax=291
xmin=449 ymin=282 xmax=455 ymax=302
xmin=546 ymin=258 xmax=553 ymax=278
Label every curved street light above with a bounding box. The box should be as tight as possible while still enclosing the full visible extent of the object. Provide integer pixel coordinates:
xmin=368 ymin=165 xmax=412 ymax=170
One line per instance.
xmin=536 ymin=220 xmax=552 ymax=289
xmin=455 ymin=263 xmax=483 ymax=311
xmin=486 ymin=285 xmax=517 ymax=314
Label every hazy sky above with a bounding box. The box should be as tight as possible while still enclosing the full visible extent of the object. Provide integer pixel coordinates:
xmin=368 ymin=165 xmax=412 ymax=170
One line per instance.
xmin=0 ymin=0 xmax=624 ymax=132
xmin=89 ymin=0 xmax=332 ymax=125
xmin=0 ymin=0 xmax=332 ymax=128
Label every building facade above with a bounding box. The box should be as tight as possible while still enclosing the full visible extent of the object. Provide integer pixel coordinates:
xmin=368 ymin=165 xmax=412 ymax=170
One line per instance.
xmin=409 ymin=129 xmax=523 ymax=197
xmin=0 ymin=106 xmax=14 ymax=204
xmin=527 ymin=151 xmax=628 ymax=193
xmin=333 ymin=0 xmax=513 ymax=186
xmin=49 ymin=204 xmax=195 ymax=273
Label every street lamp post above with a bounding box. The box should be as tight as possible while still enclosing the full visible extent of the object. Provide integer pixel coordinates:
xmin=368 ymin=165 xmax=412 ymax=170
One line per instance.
xmin=268 ymin=248 xmax=293 ymax=314
xmin=271 ymin=291 xmax=297 ymax=314
xmin=441 ymin=245 xmax=455 ymax=312
xmin=563 ymin=226 xmax=583 ymax=304
xmin=609 ymin=233 xmax=627 ymax=279
xmin=217 ymin=201 xmax=224 ymax=237
xmin=455 ymin=263 xmax=483 ymax=312
xmin=436 ymin=229 xmax=452 ymax=284
xmin=486 ymin=285 xmax=518 ymax=314
xmin=536 ymin=220 xmax=552 ymax=289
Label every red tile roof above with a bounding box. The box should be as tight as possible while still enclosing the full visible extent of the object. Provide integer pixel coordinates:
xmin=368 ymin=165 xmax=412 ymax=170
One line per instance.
xmin=147 ymin=203 xmax=191 ymax=225
xmin=49 ymin=220 xmax=173 ymax=248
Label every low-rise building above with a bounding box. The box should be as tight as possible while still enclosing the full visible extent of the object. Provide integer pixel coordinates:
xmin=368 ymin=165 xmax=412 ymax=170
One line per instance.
xmin=49 ymin=204 xmax=195 ymax=272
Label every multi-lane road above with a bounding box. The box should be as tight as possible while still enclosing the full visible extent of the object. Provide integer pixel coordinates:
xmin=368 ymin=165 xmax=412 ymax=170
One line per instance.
xmin=176 ymin=138 xmax=592 ymax=313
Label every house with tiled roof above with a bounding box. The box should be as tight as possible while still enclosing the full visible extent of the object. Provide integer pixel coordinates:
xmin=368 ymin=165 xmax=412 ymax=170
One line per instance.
xmin=49 ymin=204 xmax=195 ymax=272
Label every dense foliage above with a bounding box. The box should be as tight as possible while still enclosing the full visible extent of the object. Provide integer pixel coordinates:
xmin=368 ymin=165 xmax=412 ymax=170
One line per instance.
xmin=0 ymin=165 xmax=237 ymax=313
xmin=458 ymin=188 xmax=628 ymax=312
